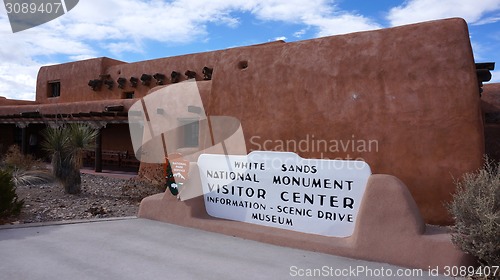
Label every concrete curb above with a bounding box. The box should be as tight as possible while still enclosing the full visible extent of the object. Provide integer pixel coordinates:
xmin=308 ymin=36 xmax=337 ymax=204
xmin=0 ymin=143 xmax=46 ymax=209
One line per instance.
xmin=0 ymin=216 xmax=137 ymax=230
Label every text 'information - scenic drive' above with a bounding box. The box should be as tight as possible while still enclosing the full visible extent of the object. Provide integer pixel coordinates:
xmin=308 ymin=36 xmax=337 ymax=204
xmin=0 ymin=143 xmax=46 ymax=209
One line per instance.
xmin=198 ymin=151 xmax=371 ymax=237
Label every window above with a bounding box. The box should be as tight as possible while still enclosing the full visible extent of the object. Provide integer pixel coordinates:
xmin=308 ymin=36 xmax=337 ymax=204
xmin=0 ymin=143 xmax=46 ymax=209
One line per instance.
xmin=48 ymin=81 xmax=60 ymax=98
xmin=178 ymin=118 xmax=199 ymax=148
xmin=123 ymin=91 xmax=135 ymax=99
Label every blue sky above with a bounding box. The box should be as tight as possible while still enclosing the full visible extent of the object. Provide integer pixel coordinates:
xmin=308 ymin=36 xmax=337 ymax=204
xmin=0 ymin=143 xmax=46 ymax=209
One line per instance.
xmin=1 ymin=0 xmax=500 ymax=100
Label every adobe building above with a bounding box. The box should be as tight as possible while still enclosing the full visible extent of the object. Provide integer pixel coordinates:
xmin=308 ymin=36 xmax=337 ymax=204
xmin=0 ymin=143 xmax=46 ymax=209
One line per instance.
xmin=482 ymin=82 xmax=500 ymax=160
xmin=0 ymin=17 xmax=497 ymax=227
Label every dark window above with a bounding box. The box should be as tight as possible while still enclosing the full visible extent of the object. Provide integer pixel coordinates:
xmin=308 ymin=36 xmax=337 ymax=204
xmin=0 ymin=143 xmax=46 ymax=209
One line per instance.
xmin=48 ymin=81 xmax=60 ymax=98
xmin=179 ymin=118 xmax=199 ymax=148
xmin=123 ymin=91 xmax=135 ymax=99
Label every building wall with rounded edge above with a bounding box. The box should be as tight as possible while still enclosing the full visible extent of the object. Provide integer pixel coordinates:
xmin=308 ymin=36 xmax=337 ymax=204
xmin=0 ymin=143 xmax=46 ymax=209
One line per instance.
xmin=35 ymin=50 xmax=230 ymax=103
xmin=206 ymin=18 xmax=483 ymax=225
xmin=36 ymin=18 xmax=483 ymax=225
xmin=482 ymin=83 xmax=500 ymax=161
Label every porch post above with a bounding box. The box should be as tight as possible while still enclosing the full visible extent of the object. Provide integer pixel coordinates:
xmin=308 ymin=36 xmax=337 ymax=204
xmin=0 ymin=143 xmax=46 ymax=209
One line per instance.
xmin=21 ymin=127 xmax=28 ymax=155
xmin=16 ymin=123 xmax=28 ymax=155
xmin=95 ymin=128 xmax=102 ymax=173
xmin=89 ymin=121 xmax=107 ymax=173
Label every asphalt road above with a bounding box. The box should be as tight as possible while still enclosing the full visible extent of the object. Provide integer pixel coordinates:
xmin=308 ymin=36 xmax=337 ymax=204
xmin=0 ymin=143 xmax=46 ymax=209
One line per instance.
xmin=0 ymin=218 xmax=458 ymax=280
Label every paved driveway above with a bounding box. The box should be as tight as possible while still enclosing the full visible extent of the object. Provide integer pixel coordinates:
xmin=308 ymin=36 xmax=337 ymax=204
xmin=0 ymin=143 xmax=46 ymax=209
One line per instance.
xmin=0 ymin=218 xmax=457 ymax=280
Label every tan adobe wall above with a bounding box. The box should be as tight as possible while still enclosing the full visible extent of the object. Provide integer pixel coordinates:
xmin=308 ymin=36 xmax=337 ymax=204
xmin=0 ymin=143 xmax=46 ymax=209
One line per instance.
xmin=482 ymin=83 xmax=500 ymax=113
xmin=482 ymin=83 xmax=500 ymax=161
xmin=138 ymin=170 xmax=475 ymax=271
xmin=35 ymin=51 xmax=226 ymax=103
xmin=101 ymin=124 xmax=134 ymax=152
xmin=205 ymin=18 xmax=483 ymax=225
xmin=0 ymin=96 xmax=37 ymax=106
xmin=35 ymin=18 xmax=483 ymax=225
xmin=36 ymin=57 xmax=125 ymax=103
xmin=35 ymin=42 xmax=285 ymax=104
xmin=104 ymin=50 xmax=226 ymax=100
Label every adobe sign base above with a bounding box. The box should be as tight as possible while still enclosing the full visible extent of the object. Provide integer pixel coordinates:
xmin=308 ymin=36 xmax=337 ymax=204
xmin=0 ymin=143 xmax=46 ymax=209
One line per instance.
xmin=138 ymin=172 xmax=475 ymax=271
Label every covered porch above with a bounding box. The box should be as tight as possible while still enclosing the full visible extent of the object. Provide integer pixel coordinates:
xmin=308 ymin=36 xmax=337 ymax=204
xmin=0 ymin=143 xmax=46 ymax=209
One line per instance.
xmin=0 ymin=99 xmax=139 ymax=173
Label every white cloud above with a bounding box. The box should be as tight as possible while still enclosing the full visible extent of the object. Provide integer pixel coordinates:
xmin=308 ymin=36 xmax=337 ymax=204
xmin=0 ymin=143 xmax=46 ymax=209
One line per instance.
xmin=387 ymin=0 xmax=500 ymax=26
xmin=470 ymin=41 xmax=490 ymax=62
xmin=249 ymin=0 xmax=332 ymax=22
xmin=0 ymin=0 xmax=385 ymax=100
xmin=10 ymin=0 xmax=500 ymax=101
xmin=473 ymin=15 xmax=500 ymax=25
xmin=274 ymin=36 xmax=287 ymax=41
xmin=105 ymin=42 xmax=144 ymax=58
xmin=293 ymin=28 xmax=308 ymax=38
xmin=489 ymin=70 xmax=500 ymax=83
xmin=305 ymin=13 xmax=381 ymax=37
xmin=0 ymin=62 xmax=42 ymax=100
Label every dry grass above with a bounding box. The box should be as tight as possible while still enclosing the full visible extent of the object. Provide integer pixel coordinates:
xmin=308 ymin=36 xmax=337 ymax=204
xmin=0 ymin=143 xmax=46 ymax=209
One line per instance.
xmin=448 ymin=157 xmax=500 ymax=279
xmin=2 ymin=145 xmax=45 ymax=171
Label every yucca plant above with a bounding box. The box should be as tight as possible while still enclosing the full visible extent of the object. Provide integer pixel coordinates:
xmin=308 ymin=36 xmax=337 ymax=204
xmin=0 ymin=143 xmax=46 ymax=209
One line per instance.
xmin=42 ymin=126 xmax=68 ymax=180
xmin=42 ymin=123 xmax=97 ymax=194
xmin=1 ymin=144 xmax=54 ymax=188
xmin=10 ymin=168 xmax=54 ymax=188
xmin=67 ymin=123 xmax=98 ymax=170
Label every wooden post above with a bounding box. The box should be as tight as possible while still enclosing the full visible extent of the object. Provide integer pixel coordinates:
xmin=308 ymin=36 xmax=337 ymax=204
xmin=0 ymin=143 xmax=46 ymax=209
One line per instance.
xmin=21 ymin=126 xmax=28 ymax=155
xmin=95 ymin=129 xmax=102 ymax=173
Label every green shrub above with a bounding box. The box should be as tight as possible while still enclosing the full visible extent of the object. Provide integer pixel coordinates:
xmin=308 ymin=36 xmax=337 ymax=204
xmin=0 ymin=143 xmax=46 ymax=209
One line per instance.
xmin=448 ymin=158 xmax=500 ymax=275
xmin=0 ymin=170 xmax=24 ymax=219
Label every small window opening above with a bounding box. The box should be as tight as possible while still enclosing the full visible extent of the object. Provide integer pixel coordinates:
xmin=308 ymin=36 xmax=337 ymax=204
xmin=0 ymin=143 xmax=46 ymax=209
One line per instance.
xmin=48 ymin=81 xmax=60 ymax=98
xmin=123 ymin=91 xmax=135 ymax=99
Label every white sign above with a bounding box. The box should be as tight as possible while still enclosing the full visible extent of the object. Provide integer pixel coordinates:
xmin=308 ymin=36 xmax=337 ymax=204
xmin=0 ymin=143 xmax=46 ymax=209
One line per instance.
xmin=198 ymin=151 xmax=371 ymax=237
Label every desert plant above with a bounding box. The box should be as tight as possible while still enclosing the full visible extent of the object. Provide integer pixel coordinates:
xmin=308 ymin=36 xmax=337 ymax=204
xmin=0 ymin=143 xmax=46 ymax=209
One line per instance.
xmin=2 ymin=144 xmax=45 ymax=171
xmin=67 ymin=123 xmax=98 ymax=170
xmin=0 ymin=170 xmax=24 ymax=219
xmin=42 ymin=123 xmax=97 ymax=194
xmin=448 ymin=157 xmax=500 ymax=277
xmin=10 ymin=168 xmax=54 ymax=187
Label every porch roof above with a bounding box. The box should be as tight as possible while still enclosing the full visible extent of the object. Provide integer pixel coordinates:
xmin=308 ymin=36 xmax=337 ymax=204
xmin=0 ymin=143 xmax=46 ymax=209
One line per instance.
xmin=0 ymin=99 xmax=137 ymax=126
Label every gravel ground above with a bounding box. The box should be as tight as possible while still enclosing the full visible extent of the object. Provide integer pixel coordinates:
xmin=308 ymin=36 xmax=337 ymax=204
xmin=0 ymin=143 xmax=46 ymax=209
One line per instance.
xmin=10 ymin=173 xmax=149 ymax=224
